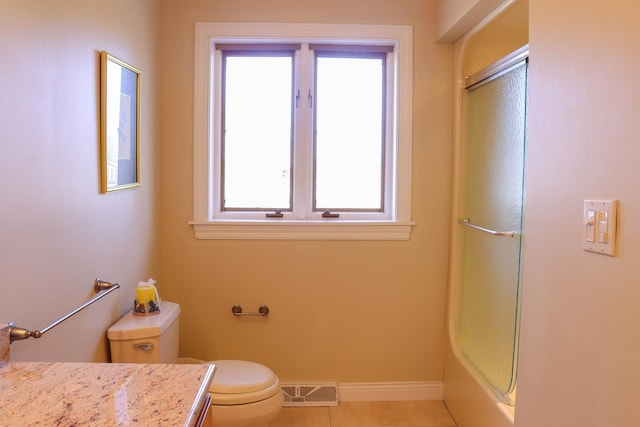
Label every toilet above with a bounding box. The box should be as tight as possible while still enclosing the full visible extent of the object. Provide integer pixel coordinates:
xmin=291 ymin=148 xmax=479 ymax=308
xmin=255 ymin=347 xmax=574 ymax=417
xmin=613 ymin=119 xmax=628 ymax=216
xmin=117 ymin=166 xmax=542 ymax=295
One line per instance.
xmin=107 ymin=301 xmax=283 ymax=427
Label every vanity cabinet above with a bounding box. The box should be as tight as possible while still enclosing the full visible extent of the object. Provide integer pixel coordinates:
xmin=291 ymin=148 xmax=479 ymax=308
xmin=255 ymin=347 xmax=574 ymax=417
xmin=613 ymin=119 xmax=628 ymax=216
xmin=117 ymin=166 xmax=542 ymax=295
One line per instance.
xmin=0 ymin=361 xmax=215 ymax=426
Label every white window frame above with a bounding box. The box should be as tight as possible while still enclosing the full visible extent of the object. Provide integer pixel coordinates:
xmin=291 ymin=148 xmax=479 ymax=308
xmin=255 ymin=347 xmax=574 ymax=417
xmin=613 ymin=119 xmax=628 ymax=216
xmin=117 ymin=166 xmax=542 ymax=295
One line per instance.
xmin=191 ymin=22 xmax=414 ymax=240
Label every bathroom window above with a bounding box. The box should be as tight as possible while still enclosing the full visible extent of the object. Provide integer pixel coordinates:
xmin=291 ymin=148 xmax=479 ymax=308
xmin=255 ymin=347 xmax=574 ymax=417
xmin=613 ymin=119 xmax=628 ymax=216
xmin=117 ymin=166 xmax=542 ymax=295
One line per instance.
xmin=191 ymin=23 xmax=414 ymax=240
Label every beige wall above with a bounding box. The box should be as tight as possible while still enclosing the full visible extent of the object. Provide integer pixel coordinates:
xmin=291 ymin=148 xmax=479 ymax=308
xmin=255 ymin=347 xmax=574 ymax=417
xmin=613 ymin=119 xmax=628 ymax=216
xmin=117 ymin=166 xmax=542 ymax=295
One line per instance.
xmin=516 ymin=0 xmax=640 ymax=425
xmin=441 ymin=0 xmax=640 ymax=425
xmin=157 ymin=0 xmax=453 ymax=383
xmin=0 ymin=0 xmax=454 ymax=386
xmin=0 ymin=0 xmax=160 ymax=362
xmin=435 ymin=0 xmax=505 ymax=42
xmin=459 ymin=0 xmax=528 ymax=77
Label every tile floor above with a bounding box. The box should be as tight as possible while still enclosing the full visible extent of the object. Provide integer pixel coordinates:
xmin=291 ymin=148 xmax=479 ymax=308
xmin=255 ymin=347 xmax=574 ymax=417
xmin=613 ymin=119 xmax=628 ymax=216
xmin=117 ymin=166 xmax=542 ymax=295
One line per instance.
xmin=268 ymin=400 xmax=458 ymax=427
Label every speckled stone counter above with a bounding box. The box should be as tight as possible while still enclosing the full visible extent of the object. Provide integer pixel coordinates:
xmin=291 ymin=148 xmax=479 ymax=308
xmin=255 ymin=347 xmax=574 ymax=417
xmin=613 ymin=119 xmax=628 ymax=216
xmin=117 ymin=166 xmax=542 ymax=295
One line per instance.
xmin=0 ymin=361 xmax=215 ymax=426
xmin=0 ymin=324 xmax=9 ymax=363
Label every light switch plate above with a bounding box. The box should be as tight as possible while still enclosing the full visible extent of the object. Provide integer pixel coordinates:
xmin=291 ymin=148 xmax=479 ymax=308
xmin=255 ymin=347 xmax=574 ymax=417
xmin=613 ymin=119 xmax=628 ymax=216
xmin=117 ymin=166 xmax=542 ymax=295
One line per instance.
xmin=583 ymin=200 xmax=618 ymax=256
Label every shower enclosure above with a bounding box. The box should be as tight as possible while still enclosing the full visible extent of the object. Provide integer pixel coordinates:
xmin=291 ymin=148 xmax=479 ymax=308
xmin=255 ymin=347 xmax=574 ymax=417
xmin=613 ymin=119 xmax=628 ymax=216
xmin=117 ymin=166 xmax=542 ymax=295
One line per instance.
xmin=458 ymin=46 xmax=527 ymax=401
xmin=444 ymin=36 xmax=528 ymax=427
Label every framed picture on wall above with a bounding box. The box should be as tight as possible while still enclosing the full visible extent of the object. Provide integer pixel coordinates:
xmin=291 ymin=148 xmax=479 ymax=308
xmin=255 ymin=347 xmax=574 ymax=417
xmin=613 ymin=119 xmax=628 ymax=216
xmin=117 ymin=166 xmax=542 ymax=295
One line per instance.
xmin=100 ymin=51 xmax=141 ymax=193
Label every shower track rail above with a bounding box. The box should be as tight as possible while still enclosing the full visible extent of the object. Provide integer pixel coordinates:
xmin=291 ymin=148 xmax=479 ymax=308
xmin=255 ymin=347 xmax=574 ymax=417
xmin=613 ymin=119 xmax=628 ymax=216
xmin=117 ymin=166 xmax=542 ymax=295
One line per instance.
xmin=458 ymin=218 xmax=516 ymax=237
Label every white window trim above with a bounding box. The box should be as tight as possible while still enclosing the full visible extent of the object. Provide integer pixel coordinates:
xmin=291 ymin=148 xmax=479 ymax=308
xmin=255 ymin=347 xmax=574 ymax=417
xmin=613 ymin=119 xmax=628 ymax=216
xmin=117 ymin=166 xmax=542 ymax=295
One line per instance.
xmin=191 ymin=22 xmax=414 ymax=240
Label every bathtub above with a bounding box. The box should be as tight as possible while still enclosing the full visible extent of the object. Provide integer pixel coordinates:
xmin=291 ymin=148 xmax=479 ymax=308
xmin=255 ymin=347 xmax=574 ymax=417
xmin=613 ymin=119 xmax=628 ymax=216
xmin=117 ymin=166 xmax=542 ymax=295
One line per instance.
xmin=444 ymin=264 xmax=516 ymax=427
xmin=444 ymin=177 xmax=516 ymax=427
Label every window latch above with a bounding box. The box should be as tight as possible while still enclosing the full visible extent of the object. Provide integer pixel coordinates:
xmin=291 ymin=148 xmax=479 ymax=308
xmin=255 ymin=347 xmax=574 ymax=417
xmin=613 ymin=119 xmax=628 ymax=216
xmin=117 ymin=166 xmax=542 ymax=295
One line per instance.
xmin=322 ymin=209 xmax=340 ymax=218
xmin=266 ymin=210 xmax=284 ymax=218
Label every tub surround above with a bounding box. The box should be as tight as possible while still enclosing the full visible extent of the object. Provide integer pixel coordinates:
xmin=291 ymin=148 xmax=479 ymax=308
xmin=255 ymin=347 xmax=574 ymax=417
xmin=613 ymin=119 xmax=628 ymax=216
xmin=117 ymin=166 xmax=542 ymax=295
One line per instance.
xmin=0 ymin=360 xmax=215 ymax=426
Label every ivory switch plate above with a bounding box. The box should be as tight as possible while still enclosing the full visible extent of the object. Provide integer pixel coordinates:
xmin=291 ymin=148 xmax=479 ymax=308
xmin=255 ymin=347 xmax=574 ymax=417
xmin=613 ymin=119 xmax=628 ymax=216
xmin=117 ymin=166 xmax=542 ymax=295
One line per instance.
xmin=583 ymin=200 xmax=617 ymax=256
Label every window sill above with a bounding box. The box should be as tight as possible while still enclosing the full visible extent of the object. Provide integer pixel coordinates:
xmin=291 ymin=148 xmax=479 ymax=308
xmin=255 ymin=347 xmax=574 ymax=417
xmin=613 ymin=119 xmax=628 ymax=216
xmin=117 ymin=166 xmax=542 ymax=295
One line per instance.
xmin=189 ymin=220 xmax=414 ymax=240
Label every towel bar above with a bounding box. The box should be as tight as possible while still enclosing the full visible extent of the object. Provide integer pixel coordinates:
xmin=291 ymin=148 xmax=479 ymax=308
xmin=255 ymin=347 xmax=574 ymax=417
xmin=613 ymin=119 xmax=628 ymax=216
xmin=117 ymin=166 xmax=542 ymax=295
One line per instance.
xmin=8 ymin=278 xmax=120 ymax=343
xmin=458 ymin=218 xmax=516 ymax=237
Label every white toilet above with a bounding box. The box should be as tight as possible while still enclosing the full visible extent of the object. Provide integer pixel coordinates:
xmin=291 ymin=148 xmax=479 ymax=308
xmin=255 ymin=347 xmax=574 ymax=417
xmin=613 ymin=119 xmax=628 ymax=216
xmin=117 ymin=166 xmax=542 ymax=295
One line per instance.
xmin=107 ymin=301 xmax=283 ymax=427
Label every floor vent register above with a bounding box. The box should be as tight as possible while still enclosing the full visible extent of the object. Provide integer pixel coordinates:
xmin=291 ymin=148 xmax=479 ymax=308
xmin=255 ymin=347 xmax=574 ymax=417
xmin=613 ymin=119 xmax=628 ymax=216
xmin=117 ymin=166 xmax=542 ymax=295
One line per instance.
xmin=281 ymin=383 xmax=339 ymax=406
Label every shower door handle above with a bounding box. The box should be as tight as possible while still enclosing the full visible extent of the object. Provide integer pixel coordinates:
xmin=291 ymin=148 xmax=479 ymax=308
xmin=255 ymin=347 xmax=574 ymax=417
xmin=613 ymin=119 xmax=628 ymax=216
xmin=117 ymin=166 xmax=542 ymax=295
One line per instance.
xmin=458 ymin=218 xmax=516 ymax=237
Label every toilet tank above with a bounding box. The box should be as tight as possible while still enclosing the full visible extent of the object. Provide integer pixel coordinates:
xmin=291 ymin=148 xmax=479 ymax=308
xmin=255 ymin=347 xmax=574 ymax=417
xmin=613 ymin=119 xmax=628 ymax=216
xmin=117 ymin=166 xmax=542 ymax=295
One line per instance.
xmin=107 ymin=301 xmax=181 ymax=363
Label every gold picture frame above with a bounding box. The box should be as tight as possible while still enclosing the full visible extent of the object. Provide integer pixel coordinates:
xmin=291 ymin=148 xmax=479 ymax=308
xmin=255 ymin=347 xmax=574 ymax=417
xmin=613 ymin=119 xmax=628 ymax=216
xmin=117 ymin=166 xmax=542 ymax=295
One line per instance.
xmin=100 ymin=51 xmax=141 ymax=193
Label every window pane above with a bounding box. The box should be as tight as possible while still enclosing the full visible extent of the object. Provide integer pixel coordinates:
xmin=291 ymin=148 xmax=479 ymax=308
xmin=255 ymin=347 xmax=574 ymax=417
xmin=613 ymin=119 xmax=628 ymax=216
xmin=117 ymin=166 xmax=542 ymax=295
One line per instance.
xmin=223 ymin=54 xmax=293 ymax=210
xmin=314 ymin=55 xmax=384 ymax=210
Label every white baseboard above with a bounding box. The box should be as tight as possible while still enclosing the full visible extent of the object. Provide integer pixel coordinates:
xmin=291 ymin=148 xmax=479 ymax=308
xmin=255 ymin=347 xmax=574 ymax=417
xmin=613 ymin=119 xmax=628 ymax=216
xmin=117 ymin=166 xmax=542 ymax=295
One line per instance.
xmin=338 ymin=381 xmax=443 ymax=402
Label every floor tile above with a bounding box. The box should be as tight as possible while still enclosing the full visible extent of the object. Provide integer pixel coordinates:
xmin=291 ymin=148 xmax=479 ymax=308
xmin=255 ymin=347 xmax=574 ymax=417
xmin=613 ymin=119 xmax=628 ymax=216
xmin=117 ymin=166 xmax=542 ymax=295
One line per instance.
xmin=389 ymin=400 xmax=457 ymax=427
xmin=330 ymin=401 xmax=394 ymax=427
xmin=268 ymin=400 xmax=457 ymax=427
xmin=268 ymin=406 xmax=330 ymax=427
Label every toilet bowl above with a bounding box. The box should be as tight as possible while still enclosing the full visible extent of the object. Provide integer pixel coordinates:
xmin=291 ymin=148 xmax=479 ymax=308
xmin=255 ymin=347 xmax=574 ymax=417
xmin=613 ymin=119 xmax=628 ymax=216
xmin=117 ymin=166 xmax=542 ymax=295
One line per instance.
xmin=107 ymin=301 xmax=283 ymax=427
xmin=208 ymin=360 xmax=284 ymax=427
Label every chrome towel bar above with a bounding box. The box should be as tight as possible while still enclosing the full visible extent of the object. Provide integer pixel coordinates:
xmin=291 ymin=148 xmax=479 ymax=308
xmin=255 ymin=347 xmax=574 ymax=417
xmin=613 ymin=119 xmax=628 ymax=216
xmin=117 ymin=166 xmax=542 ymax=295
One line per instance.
xmin=458 ymin=218 xmax=516 ymax=237
xmin=8 ymin=278 xmax=120 ymax=343
xmin=231 ymin=305 xmax=270 ymax=317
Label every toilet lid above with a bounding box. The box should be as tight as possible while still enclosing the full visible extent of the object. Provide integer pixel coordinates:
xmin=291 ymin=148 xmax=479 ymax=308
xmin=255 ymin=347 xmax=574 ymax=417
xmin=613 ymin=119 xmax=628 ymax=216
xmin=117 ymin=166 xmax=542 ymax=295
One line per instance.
xmin=209 ymin=360 xmax=280 ymax=405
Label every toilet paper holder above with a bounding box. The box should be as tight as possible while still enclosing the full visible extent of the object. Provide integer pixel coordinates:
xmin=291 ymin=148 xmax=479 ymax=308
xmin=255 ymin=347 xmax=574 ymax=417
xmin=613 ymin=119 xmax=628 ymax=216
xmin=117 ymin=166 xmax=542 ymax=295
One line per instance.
xmin=231 ymin=305 xmax=269 ymax=317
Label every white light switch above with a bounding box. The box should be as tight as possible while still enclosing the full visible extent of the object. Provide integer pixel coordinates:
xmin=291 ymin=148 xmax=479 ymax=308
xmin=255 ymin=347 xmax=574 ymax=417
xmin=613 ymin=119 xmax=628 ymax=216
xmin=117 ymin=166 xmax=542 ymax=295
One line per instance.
xmin=583 ymin=200 xmax=617 ymax=256
xmin=585 ymin=209 xmax=596 ymax=242
xmin=597 ymin=210 xmax=608 ymax=243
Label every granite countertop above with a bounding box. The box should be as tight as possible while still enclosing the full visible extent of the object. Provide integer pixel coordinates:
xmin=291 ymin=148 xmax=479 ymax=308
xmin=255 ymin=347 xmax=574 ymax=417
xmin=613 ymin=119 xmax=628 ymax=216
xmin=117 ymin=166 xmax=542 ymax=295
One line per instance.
xmin=0 ymin=325 xmax=215 ymax=427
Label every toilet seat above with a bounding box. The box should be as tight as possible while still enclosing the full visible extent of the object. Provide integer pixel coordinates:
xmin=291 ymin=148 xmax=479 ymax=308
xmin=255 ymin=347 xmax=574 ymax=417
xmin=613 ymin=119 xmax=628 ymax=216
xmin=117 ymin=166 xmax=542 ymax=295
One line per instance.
xmin=210 ymin=360 xmax=281 ymax=405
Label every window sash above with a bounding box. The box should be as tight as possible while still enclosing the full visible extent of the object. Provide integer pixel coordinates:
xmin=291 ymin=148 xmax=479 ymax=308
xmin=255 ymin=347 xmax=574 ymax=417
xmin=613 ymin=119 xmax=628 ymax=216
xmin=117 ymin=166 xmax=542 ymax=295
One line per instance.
xmin=312 ymin=51 xmax=388 ymax=213
xmin=220 ymin=49 xmax=296 ymax=211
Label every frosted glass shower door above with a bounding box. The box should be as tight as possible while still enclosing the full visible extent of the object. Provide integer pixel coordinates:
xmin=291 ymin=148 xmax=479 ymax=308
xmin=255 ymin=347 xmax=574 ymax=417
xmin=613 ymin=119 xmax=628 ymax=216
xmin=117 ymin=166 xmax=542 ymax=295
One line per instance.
xmin=458 ymin=49 xmax=527 ymax=397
